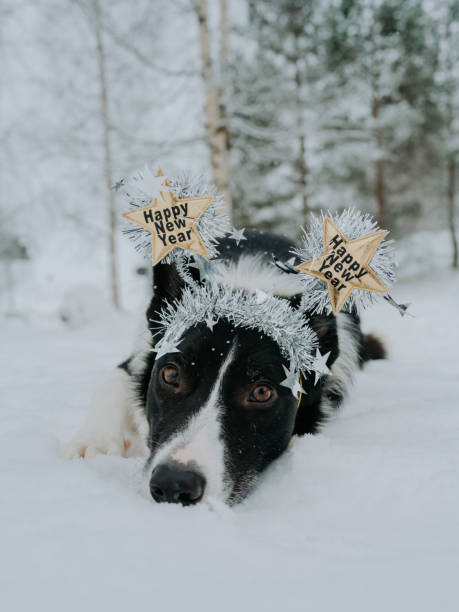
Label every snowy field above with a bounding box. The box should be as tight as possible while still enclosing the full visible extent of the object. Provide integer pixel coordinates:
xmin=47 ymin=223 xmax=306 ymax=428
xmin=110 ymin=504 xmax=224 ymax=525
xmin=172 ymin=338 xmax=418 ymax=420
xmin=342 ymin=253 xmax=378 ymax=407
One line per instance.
xmin=1 ymin=272 xmax=458 ymax=612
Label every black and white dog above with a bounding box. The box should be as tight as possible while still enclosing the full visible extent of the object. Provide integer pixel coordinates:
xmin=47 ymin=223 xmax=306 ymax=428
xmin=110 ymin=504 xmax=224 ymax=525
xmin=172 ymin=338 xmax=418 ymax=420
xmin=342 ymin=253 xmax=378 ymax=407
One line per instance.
xmin=62 ymin=230 xmax=384 ymax=505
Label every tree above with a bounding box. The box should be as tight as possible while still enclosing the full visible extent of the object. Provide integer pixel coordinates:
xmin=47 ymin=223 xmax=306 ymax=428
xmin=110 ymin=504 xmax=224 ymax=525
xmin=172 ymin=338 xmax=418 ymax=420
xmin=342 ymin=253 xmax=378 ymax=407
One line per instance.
xmin=321 ymin=0 xmax=441 ymax=229
xmin=435 ymin=0 xmax=459 ymax=268
xmin=1 ymin=0 xmax=208 ymax=312
xmin=246 ymin=0 xmax=324 ymax=221
xmin=93 ymin=0 xmax=119 ymax=307
xmin=226 ymin=0 xmax=331 ymax=234
xmin=193 ymin=0 xmax=232 ymax=219
xmin=227 ymin=48 xmax=296 ymax=232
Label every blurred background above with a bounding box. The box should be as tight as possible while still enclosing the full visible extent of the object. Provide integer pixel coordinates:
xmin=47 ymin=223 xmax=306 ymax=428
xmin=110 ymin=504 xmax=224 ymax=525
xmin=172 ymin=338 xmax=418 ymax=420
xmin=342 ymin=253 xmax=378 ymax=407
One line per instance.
xmin=1 ymin=0 xmax=458 ymax=319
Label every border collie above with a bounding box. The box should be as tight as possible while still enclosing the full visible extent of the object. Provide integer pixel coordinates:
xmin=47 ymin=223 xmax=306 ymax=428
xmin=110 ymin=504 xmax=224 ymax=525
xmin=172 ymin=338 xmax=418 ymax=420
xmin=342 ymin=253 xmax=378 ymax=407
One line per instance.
xmin=62 ymin=230 xmax=384 ymax=505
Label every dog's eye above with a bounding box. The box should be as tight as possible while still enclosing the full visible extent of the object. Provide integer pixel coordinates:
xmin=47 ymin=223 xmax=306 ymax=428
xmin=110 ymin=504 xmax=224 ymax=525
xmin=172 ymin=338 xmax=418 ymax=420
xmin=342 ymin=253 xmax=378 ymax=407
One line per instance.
xmin=250 ymin=384 xmax=274 ymax=403
xmin=161 ymin=365 xmax=180 ymax=387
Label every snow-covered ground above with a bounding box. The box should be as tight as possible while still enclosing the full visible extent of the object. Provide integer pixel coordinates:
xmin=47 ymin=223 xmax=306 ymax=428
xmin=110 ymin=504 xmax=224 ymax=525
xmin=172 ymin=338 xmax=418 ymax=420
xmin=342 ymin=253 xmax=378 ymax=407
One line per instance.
xmin=1 ymin=272 xmax=458 ymax=612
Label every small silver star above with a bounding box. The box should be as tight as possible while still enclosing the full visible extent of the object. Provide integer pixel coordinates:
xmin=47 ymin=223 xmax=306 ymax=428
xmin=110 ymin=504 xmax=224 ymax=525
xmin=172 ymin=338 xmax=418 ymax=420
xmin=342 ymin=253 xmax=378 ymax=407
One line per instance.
xmin=312 ymin=349 xmax=331 ymax=385
xmin=280 ymin=365 xmax=305 ymax=399
xmin=255 ymin=289 xmax=269 ymax=304
xmin=188 ymin=259 xmax=201 ymax=271
xmin=132 ymin=165 xmax=170 ymax=199
xmin=113 ymin=179 xmax=125 ymax=191
xmin=227 ymin=228 xmax=246 ymax=246
xmin=205 ymin=315 xmax=217 ymax=331
xmin=153 ymin=337 xmax=181 ymax=360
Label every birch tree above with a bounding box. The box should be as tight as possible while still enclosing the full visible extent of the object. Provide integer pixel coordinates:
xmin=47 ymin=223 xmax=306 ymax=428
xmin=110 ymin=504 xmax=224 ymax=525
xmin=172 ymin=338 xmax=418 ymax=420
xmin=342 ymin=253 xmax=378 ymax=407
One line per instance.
xmin=93 ymin=0 xmax=119 ymax=308
xmin=193 ymin=0 xmax=232 ymax=219
xmin=436 ymin=0 xmax=459 ymax=269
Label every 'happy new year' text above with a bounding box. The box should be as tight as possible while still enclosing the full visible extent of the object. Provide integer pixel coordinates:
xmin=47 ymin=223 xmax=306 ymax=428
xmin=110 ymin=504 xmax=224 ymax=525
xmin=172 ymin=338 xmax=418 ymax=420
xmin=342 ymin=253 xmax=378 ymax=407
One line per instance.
xmin=142 ymin=202 xmax=192 ymax=246
xmin=318 ymin=234 xmax=368 ymax=291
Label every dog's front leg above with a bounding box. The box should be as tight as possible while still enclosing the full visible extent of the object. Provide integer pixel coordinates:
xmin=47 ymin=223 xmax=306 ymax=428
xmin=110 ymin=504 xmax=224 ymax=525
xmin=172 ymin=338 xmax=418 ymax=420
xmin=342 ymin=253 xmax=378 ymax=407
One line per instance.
xmin=61 ymin=367 xmax=146 ymax=460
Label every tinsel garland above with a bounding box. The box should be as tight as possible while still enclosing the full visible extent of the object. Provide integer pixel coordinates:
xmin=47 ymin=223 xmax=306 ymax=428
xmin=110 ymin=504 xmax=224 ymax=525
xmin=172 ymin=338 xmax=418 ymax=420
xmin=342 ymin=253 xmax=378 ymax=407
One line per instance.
xmin=151 ymin=282 xmax=319 ymax=376
xmin=293 ymin=209 xmax=396 ymax=315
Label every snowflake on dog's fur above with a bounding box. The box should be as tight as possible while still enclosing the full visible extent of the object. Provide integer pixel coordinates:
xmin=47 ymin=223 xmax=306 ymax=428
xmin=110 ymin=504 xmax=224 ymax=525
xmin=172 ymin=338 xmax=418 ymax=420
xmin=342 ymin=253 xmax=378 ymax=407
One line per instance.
xmin=151 ymin=284 xmax=319 ymax=382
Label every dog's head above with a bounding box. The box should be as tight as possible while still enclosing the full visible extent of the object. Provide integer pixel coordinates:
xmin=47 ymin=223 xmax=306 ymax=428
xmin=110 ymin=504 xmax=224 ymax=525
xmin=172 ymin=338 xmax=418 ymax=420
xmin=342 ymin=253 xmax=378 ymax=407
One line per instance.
xmin=143 ymin=260 xmax=338 ymax=505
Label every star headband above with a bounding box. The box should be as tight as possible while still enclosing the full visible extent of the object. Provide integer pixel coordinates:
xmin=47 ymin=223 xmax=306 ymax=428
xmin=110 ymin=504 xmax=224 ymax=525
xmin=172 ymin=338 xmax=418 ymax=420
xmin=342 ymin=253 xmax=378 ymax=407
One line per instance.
xmin=118 ymin=165 xmax=407 ymax=395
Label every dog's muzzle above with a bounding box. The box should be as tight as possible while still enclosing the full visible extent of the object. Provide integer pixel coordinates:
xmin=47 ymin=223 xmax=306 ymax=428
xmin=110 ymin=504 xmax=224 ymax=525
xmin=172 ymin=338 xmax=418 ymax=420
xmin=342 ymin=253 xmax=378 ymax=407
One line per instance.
xmin=149 ymin=463 xmax=206 ymax=506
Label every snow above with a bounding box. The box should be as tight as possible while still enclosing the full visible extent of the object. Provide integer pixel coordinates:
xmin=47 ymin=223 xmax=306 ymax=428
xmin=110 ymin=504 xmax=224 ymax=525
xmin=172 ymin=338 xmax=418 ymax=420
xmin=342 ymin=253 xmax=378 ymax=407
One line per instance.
xmin=1 ymin=273 xmax=459 ymax=612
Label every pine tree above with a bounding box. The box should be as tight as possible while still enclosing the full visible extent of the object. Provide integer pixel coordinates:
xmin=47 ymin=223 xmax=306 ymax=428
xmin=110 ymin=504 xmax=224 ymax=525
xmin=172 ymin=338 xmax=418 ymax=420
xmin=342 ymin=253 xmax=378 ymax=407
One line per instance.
xmin=227 ymin=48 xmax=297 ymax=233
xmin=319 ymin=0 xmax=441 ymax=231
xmin=228 ymin=0 xmax=328 ymax=234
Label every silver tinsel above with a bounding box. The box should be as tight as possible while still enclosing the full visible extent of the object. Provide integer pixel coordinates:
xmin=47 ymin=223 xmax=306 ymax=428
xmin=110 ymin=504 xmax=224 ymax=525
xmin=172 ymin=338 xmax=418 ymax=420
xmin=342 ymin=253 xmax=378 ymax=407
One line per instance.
xmin=151 ymin=283 xmax=319 ymax=376
xmin=119 ymin=167 xmax=229 ymax=262
xmin=293 ymin=209 xmax=396 ymax=315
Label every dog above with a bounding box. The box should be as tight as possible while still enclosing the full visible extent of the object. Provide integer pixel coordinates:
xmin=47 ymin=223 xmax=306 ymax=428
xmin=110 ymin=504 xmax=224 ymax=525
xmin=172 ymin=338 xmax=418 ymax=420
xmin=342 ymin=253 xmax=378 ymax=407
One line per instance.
xmin=62 ymin=229 xmax=385 ymax=505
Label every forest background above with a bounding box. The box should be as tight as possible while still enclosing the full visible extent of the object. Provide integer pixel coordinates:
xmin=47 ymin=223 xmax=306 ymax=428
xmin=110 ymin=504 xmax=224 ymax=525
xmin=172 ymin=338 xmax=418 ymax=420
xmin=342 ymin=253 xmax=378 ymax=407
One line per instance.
xmin=1 ymin=0 xmax=458 ymax=313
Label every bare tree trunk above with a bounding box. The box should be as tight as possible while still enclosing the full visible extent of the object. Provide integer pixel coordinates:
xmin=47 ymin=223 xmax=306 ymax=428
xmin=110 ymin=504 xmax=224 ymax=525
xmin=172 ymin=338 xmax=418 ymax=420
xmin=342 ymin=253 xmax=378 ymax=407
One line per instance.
xmin=447 ymin=156 xmax=458 ymax=269
xmin=375 ymin=157 xmax=385 ymax=227
xmin=372 ymin=98 xmax=386 ymax=227
xmin=293 ymin=47 xmax=308 ymax=220
xmin=298 ymin=131 xmax=308 ymax=218
xmin=443 ymin=16 xmax=458 ymax=270
xmin=4 ymin=261 xmax=16 ymax=315
xmin=219 ymin=0 xmax=228 ymax=64
xmin=194 ymin=0 xmax=232 ymax=220
xmin=94 ymin=0 xmax=119 ymax=308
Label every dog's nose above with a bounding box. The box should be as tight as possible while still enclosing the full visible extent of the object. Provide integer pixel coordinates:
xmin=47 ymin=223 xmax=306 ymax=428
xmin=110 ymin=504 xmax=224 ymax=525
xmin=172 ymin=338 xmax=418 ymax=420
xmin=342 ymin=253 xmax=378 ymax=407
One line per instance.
xmin=149 ymin=463 xmax=206 ymax=506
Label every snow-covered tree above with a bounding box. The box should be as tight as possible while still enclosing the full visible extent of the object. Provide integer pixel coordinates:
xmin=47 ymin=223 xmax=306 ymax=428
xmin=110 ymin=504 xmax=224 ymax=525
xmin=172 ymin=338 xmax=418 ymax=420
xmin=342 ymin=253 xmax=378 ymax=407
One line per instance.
xmin=318 ymin=0 xmax=441 ymax=231
xmin=227 ymin=47 xmax=297 ymax=232
xmin=227 ymin=0 xmax=331 ymax=234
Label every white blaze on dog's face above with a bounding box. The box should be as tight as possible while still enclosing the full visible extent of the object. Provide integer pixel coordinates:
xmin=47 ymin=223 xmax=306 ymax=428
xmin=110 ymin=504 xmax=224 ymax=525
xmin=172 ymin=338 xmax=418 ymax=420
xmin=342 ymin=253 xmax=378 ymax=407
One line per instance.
xmin=149 ymin=344 xmax=235 ymax=502
xmin=146 ymin=321 xmax=300 ymax=506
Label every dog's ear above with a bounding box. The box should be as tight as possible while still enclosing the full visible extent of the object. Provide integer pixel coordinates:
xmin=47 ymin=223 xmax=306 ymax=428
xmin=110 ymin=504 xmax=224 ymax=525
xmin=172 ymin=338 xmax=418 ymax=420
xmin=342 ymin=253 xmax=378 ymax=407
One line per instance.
xmin=288 ymin=295 xmax=339 ymax=367
xmin=289 ymin=296 xmax=340 ymax=436
xmin=146 ymin=261 xmax=201 ymax=324
xmin=307 ymin=313 xmax=339 ymax=367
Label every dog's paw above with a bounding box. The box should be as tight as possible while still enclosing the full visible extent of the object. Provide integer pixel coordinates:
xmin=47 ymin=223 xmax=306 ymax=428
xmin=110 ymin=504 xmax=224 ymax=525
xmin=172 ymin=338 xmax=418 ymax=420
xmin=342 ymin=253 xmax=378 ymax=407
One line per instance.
xmin=60 ymin=435 xmax=128 ymax=460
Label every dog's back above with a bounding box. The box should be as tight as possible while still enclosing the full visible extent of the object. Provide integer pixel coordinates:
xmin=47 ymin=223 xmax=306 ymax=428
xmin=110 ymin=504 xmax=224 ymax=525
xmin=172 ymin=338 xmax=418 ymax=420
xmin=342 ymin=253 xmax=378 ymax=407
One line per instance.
xmin=216 ymin=228 xmax=298 ymax=263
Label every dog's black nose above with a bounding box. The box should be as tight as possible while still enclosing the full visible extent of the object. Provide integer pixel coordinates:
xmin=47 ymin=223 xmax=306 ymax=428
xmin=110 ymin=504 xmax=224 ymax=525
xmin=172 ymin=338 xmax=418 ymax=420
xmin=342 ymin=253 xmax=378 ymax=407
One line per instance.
xmin=149 ymin=464 xmax=206 ymax=506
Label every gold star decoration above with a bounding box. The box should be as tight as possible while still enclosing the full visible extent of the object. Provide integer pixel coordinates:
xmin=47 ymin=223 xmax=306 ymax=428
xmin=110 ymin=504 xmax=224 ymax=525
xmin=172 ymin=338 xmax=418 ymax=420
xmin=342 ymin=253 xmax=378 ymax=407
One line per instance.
xmin=296 ymin=216 xmax=388 ymax=314
xmin=122 ymin=170 xmax=214 ymax=266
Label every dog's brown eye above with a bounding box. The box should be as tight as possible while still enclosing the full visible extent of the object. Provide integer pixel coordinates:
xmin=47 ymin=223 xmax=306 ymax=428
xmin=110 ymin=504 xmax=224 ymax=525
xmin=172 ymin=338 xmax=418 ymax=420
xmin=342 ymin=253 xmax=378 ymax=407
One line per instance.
xmin=161 ymin=365 xmax=179 ymax=386
xmin=250 ymin=384 xmax=273 ymax=403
